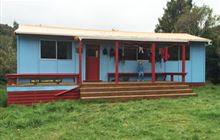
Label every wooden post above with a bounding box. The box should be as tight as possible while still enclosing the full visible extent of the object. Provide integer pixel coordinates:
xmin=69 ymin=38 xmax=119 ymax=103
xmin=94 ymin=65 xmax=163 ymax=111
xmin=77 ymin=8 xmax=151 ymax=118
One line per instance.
xmin=78 ymin=41 xmax=83 ymax=85
xmin=171 ymin=75 xmax=174 ymax=81
xmin=76 ymin=75 xmax=80 ymax=85
xmin=182 ymin=44 xmax=186 ymax=82
xmin=151 ymin=43 xmax=156 ymax=82
xmin=115 ymin=41 xmax=119 ymax=85
xmin=7 ymin=78 xmax=14 ymax=85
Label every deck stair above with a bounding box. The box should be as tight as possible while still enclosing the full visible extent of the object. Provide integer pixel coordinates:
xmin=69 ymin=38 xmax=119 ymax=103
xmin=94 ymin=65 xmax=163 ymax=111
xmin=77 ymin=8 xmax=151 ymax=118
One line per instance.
xmin=80 ymin=82 xmax=196 ymax=101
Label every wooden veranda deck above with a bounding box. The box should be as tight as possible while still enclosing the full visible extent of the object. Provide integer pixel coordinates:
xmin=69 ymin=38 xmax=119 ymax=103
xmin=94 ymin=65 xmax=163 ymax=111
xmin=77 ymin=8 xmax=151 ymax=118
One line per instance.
xmin=6 ymin=73 xmax=196 ymax=105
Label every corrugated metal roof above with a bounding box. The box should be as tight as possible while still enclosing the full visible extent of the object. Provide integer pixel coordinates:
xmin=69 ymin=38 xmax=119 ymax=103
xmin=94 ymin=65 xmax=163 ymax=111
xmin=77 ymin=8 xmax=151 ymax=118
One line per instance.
xmin=15 ymin=25 xmax=211 ymax=43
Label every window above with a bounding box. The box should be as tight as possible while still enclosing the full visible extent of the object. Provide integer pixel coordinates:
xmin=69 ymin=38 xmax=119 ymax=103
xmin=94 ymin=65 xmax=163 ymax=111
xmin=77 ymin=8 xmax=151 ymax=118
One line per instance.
xmin=168 ymin=46 xmax=179 ymax=60
xmin=137 ymin=47 xmax=149 ymax=60
xmin=87 ymin=48 xmax=96 ymax=57
xmin=143 ymin=48 xmax=151 ymax=60
xmin=123 ymin=45 xmax=151 ymax=60
xmin=180 ymin=46 xmax=190 ymax=60
xmin=41 ymin=40 xmax=72 ymax=60
xmin=168 ymin=46 xmax=190 ymax=61
xmin=41 ymin=41 xmax=56 ymax=59
xmin=57 ymin=41 xmax=72 ymax=59
xmin=124 ymin=47 xmax=137 ymax=60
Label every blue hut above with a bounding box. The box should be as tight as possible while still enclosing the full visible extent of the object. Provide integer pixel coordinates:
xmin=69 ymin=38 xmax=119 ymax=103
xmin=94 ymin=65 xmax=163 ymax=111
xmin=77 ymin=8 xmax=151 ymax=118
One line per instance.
xmin=6 ymin=25 xmax=211 ymax=105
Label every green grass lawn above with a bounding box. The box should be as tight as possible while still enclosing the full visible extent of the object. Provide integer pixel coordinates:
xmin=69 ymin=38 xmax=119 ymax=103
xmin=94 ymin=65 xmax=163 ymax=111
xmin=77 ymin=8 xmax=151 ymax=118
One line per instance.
xmin=0 ymin=85 xmax=220 ymax=140
xmin=0 ymin=86 xmax=7 ymax=107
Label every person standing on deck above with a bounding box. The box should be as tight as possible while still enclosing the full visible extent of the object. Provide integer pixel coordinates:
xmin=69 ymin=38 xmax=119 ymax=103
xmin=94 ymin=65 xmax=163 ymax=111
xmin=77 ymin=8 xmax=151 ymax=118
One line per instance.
xmin=137 ymin=46 xmax=145 ymax=81
xmin=137 ymin=60 xmax=144 ymax=81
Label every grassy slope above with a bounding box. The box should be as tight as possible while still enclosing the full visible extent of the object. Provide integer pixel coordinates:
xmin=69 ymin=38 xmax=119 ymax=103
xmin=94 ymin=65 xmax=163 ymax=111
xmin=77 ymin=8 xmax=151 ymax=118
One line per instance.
xmin=0 ymin=87 xmax=7 ymax=107
xmin=0 ymin=85 xmax=220 ymax=140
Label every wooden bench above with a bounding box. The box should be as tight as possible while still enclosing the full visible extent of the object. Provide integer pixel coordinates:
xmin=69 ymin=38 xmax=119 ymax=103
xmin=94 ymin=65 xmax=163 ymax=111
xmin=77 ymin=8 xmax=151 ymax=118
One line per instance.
xmin=6 ymin=73 xmax=80 ymax=85
xmin=107 ymin=72 xmax=186 ymax=82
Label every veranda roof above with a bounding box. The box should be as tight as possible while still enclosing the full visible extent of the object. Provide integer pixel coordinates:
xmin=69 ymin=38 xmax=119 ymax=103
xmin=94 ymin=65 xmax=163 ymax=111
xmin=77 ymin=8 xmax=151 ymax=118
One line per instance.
xmin=15 ymin=25 xmax=211 ymax=44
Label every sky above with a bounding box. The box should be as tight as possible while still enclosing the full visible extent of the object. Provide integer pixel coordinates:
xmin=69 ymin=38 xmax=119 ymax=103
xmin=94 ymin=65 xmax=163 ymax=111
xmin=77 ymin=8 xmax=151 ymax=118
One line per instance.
xmin=0 ymin=0 xmax=219 ymax=32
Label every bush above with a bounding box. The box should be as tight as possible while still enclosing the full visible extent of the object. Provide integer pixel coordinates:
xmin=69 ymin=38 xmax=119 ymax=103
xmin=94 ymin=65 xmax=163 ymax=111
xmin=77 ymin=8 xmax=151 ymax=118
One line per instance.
xmin=0 ymin=77 xmax=7 ymax=85
xmin=0 ymin=23 xmax=17 ymax=82
xmin=0 ymin=88 xmax=7 ymax=107
xmin=206 ymin=46 xmax=220 ymax=84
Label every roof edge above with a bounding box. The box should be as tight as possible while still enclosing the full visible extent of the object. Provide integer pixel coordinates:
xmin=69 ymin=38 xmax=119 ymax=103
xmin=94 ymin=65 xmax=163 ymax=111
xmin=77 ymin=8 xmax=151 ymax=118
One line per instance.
xmin=15 ymin=24 xmax=212 ymax=43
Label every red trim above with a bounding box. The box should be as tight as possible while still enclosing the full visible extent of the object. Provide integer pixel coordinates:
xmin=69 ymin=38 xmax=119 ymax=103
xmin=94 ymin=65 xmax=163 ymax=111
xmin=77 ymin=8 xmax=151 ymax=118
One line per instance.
xmin=55 ymin=86 xmax=79 ymax=96
xmin=115 ymin=41 xmax=119 ymax=85
xmin=78 ymin=41 xmax=83 ymax=85
xmin=6 ymin=73 xmax=79 ymax=85
xmin=182 ymin=44 xmax=186 ymax=82
xmin=7 ymin=90 xmax=80 ymax=106
xmin=151 ymin=43 xmax=156 ymax=82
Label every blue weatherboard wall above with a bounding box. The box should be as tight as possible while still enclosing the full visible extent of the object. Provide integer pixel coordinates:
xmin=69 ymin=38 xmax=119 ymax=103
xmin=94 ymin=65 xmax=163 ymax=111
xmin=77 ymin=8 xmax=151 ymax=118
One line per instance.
xmin=17 ymin=36 xmax=77 ymax=73
xmin=17 ymin=35 xmax=206 ymax=83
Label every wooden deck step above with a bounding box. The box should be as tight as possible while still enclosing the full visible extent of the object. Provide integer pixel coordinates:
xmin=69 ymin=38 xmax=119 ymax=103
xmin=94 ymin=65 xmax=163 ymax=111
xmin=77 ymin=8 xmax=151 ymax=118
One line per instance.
xmin=81 ymin=93 xmax=197 ymax=101
xmin=80 ymin=82 xmax=196 ymax=101
xmin=81 ymin=89 xmax=193 ymax=97
xmin=80 ymin=85 xmax=190 ymax=92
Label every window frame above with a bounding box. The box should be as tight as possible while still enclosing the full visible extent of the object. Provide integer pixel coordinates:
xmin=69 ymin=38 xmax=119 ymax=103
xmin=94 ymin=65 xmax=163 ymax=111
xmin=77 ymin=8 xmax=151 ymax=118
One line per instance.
xmin=168 ymin=46 xmax=179 ymax=61
xmin=40 ymin=40 xmax=73 ymax=60
xmin=40 ymin=40 xmax=57 ymax=60
xmin=123 ymin=44 xmax=151 ymax=61
xmin=167 ymin=45 xmax=190 ymax=61
xmin=57 ymin=41 xmax=73 ymax=60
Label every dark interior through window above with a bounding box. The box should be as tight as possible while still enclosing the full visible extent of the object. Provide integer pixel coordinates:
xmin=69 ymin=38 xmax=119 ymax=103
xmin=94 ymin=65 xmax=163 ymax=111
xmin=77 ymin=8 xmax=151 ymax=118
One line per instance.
xmin=180 ymin=46 xmax=190 ymax=60
xmin=41 ymin=40 xmax=72 ymax=60
xmin=57 ymin=41 xmax=72 ymax=59
xmin=41 ymin=41 xmax=56 ymax=59
xmin=168 ymin=45 xmax=190 ymax=61
xmin=124 ymin=47 xmax=137 ymax=60
xmin=168 ymin=46 xmax=179 ymax=60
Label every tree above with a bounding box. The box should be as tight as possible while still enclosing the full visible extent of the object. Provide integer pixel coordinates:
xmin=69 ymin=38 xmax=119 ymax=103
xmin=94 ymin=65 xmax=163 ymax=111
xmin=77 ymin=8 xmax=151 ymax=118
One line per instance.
xmin=174 ymin=5 xmax=220 ymax=36
xmin=0 ymin=24 xmax=14 ymax=36
xmin=155 ymin=0 xmax=193 ymax=32
xmin=0 ymin=23 xmax=18 ymax=84
xmin=155 ymin=0 xmax=220 ymax=36
xmin=13 ymin=21 xmax=19 ymax=30
xmin=155 ymin=0 xmax=220 ymax=84
xmin=204 ymin=26 xmax=220 ymax=83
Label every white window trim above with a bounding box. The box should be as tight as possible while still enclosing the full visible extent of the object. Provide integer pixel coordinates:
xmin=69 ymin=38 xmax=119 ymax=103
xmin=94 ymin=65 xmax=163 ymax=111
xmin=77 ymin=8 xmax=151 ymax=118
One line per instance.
xmin=39 ymin=40 xmax=73 ymax=61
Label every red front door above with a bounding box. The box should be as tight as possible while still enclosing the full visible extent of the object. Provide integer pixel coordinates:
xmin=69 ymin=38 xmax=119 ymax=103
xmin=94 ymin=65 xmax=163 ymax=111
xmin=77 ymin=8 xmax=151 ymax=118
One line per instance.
xmin=86 ymin=45 xmax=100 ymax=81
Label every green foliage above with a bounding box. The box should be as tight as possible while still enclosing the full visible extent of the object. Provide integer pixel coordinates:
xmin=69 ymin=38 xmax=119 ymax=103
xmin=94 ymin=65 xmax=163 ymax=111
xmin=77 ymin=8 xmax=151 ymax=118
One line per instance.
xmin=0 ymin=85 xmax=220 ymax=139
xmin=0 ymin=35 xmax=16 ymax=84
xmin=155 ymin=0 xmax=220 ymax=84
xmin=0 ymin=87 xmax=7 ymax=107
xmin=155 ymin=0 xmax=220 ymax=35
xmin=0 ymin=24 xmax=14 ymax=36
xmin=175 ymin=5 xmax=219 ymax=36
xmin=0 ymin=23 xmax=17 ymax=84
xmin=13 ymin=21 xmax=19 ymax=30
xmin=155 ymin=0 xmax=193 ymax=32
xmin=204 ymin=26 xmax=220 ymax=83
